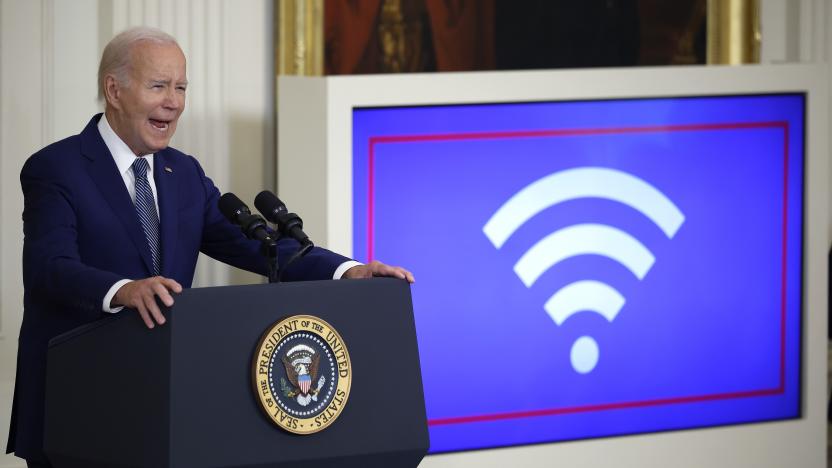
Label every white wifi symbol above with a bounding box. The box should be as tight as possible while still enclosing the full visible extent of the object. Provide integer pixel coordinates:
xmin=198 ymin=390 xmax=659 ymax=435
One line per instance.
xmin=483 ymin=167 xmax=685 ymax=374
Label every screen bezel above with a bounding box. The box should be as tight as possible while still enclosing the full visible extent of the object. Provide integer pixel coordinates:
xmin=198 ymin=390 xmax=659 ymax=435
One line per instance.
xmin=277 ymin=65 xmax=828 ymax=468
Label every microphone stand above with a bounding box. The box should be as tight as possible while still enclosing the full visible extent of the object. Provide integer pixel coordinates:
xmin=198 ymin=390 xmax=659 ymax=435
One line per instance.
xmin=259 ymin=227 xmax=313 ymax=284
xmin=262 ymin=229 xmax=281 ymax=284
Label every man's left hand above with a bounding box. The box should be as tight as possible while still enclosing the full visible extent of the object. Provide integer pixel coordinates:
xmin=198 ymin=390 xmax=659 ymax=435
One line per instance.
xmin=343 ymin=260 xmax=415 ymax=283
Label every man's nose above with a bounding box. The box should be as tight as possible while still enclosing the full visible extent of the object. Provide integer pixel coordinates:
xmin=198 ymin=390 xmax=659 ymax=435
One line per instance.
xmin=163 ymin=88 xmax=182 ymax=110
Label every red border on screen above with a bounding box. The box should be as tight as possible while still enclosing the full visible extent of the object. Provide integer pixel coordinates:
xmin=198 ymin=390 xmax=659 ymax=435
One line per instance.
xmin=367 ymin=121 xmax=790 ymax=426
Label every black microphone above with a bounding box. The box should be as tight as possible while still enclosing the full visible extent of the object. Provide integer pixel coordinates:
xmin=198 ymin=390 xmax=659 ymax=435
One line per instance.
xmin=254 ymin=191 xmax=312 ymax=247
xmin=218 ymin=192 xmax=274 ymax=244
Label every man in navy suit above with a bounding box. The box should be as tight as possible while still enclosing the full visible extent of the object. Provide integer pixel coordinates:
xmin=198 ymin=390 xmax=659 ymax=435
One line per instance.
xmin=6 ymin=27 xmax=413 ymax=468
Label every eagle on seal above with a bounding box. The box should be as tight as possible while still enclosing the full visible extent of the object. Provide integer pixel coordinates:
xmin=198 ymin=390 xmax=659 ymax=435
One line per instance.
xmin=282 ymin=344 xmax=321 ymax=397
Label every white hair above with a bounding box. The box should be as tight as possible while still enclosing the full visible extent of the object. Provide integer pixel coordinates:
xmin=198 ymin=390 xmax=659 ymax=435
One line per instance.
xmin=98 ymin=26 xmax=179 ymax=100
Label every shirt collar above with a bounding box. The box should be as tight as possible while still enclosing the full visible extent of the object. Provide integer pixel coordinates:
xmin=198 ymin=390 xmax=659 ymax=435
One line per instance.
xmin=97 ymin=114 xmax=154 ymax=175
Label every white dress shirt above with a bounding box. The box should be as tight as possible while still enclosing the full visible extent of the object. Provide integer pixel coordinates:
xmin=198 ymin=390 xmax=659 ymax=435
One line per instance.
xmin=96 ymin=115 xmax=360 ymax=313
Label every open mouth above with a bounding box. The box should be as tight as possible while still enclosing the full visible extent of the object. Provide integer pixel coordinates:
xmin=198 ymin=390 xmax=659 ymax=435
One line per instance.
xmin=148 ymin=118 xmax=171 ymax=132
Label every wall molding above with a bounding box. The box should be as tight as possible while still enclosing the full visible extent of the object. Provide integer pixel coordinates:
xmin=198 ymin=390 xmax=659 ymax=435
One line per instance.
xmin=0 ymin=0 xmax=5 ymax=337
xmin=41 ymin=0 xmax=54 ymax=145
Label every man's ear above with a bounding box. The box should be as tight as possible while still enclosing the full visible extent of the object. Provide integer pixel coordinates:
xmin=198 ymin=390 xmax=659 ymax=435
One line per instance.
xmin=104 ymin=75 xmax=122 ymax=110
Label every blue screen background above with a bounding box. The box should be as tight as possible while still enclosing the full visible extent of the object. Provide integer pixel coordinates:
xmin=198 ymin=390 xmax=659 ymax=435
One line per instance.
xmin=352 ymin=95 xmax=804 ymax=453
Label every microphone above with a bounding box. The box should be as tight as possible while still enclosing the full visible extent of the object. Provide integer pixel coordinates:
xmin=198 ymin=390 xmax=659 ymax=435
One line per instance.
xmin=218 ymin=192 xmax=274 ymax=244
xmin=254 ymin=191 xmax=312 ymax=247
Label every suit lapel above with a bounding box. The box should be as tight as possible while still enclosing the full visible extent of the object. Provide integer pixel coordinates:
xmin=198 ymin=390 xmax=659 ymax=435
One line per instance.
xmin=154 ymin=150 xmax=178 ymax=277
xmin=81 ymin=114 xmax=155 ymax=275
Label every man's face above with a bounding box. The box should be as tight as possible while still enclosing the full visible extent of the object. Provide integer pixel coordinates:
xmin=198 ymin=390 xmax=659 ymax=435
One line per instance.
xmin=108 ymin=42 xmax=187 ymax=156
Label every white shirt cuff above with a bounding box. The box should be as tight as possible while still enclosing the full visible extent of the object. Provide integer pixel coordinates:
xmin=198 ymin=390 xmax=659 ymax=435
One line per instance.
xmin=333 ymin=261 xmax=363 ymax=279
xmin=102 ymin=279 xmax=132 ymax=313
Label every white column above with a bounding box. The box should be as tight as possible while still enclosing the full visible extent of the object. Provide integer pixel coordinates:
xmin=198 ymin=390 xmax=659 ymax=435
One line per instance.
xmin=760 ymin=0 xmax=829 ymax=63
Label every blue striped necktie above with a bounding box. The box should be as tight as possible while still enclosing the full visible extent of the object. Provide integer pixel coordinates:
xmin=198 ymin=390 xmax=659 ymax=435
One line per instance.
xmin=131 ymin=157 xmax=161 ymax=275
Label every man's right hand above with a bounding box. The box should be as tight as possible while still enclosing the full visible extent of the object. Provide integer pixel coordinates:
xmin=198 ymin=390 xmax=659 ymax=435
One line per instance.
xmin=112 ymin=276 xmax=183 ymax=329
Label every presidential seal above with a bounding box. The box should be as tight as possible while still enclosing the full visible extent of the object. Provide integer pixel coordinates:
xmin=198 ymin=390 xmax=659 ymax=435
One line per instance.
xmin=252 ymin=315 xmax=351 ymax=434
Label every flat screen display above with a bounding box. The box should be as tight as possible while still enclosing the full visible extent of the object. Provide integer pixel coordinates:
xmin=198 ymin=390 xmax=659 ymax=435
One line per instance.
xmin=351 ymin=94 xmax=804 ymax=453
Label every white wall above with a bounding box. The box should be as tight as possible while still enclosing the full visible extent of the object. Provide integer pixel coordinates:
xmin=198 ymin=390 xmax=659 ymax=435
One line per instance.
xmin=0 ymin=1 xmax=274 ymax=466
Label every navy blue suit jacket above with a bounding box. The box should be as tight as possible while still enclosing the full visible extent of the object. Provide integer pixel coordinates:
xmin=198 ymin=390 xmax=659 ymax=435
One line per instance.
xmin=6 ymin=114 xmax=350 ymax=462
